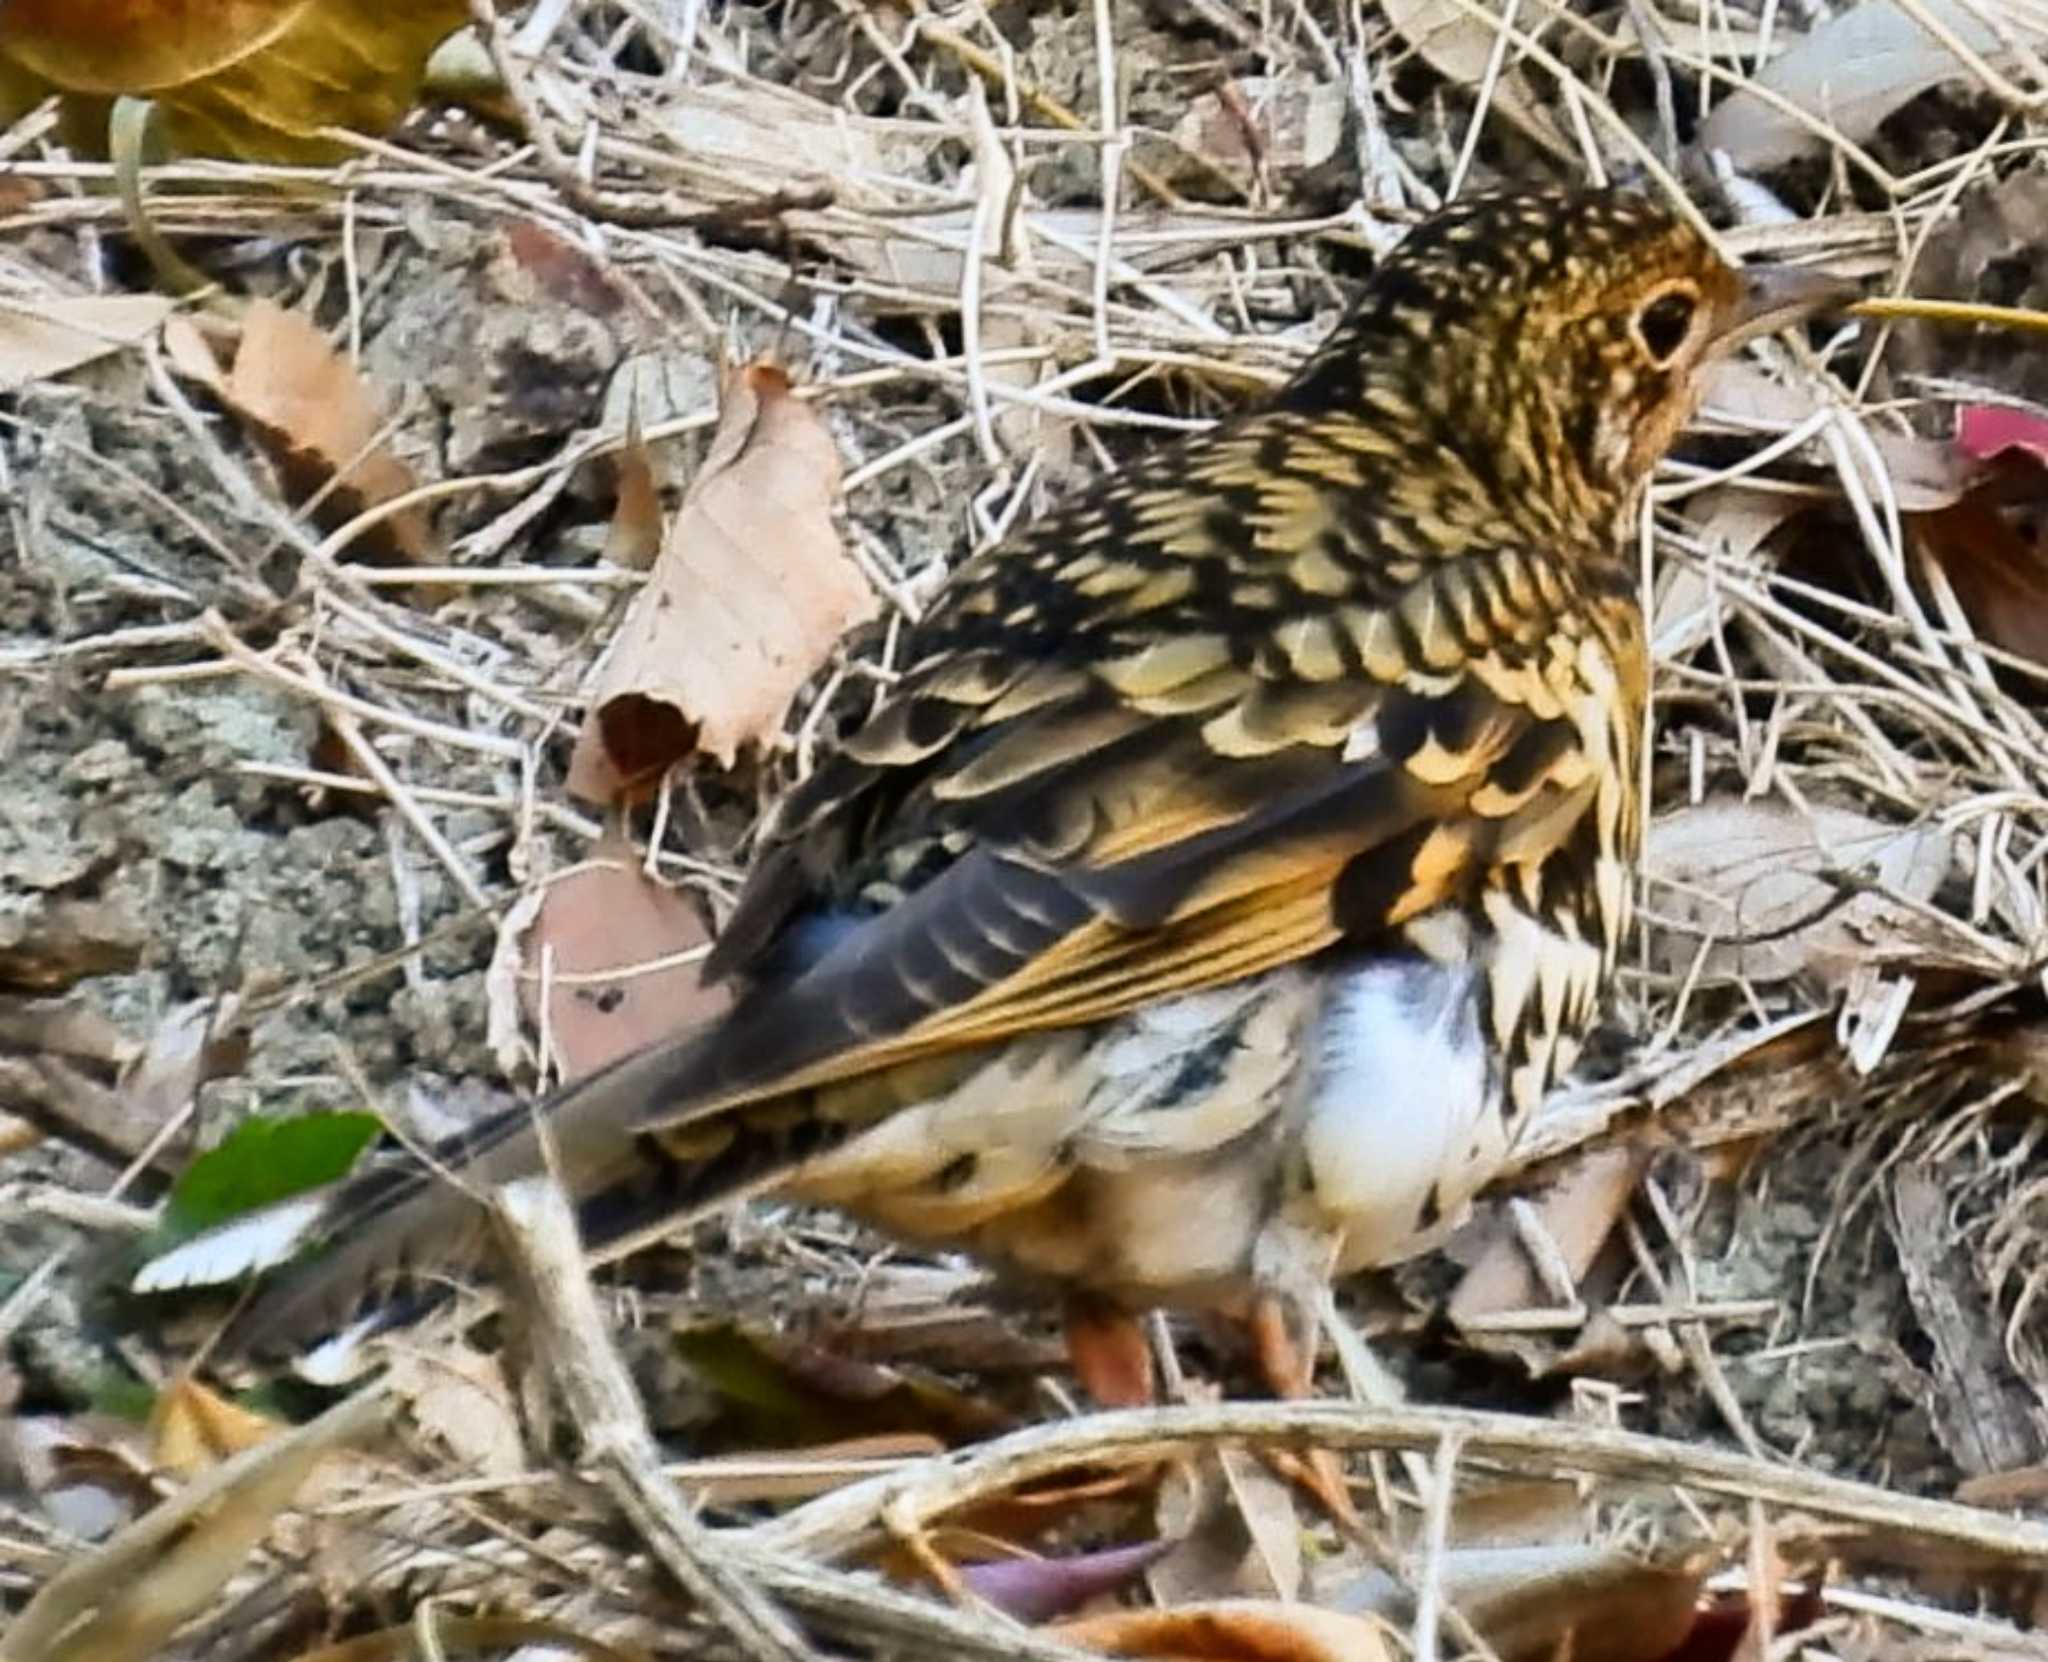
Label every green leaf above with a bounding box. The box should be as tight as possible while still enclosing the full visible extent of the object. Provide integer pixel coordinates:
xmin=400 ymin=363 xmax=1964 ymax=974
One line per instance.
xmin=156 ymin=1111 xmax=380 ymax=1246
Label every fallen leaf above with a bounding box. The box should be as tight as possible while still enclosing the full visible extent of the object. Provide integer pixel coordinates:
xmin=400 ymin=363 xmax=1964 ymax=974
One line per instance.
xmin=568 ymin=359 xmax=874 ymax=795
xmin=1696 ymin=360 xmax=1968 ymax=512
xmin=147 ymin=1108 xmax=380 ymax=1252
xmin=383 ymin=1346 xmax=525 ymax=1479
xmin=0 ymin=1388 xmax=385 ymax=1662
xmin=604 ymin=410 xmax=664 ymax=573
xmin=1331 ymin=1544 xmax=1706 ymax=1662
xmin=1957 ymin=401 xmax=2048 ymax=467
xmin=0 ymin=0 xmax=310 ymax=94
xmin=1645 ymin=800 xmax=1951 ymax=988
xmin=1911 ymin=403 xmax=2048 ymax=669
xmin=963 ymin=1540 xmax=1172 ymax=1624
xmin=1915 ymin=498 xmax=2048 ymax=667
xmin=501 ymin=218 xmax=628 ymax=318
xmin=119 ymin=994 xmax=248 ymax=1133
xmin=519 ymin=835 xmax=730 ymax=1080
xmin=0 ymin=294 xmax=174 ymax=394
xmin=1377 ymin=0 xmax=1569 ymax=156
xmin=1448 ymin=1146 xmax=1648 ymax=1330
xmin=212 ymin=299 xmax=436 ymax=566
xmin=149 ymin=1377 xmax=280 ymax=1477
xmin=0 ymin=173 xmax=43 ymax=214
xmin=1698 ymin=0 xmax=2047 ymax=167
xmin=4 ymin=1415 xmax=157 ymax=1541
xmin=0 ymin=0 xmax=468 ymax=163
xmin=1056 ymin=1599 xmax=1395 ymax=1662
xmin=669 ymin=1319 xmax=1008 ymax=1453
xmin=1149 ymin=1446 xmax=1301 ymax=1609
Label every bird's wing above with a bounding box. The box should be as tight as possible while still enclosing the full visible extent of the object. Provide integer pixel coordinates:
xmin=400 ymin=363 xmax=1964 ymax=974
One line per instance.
xmin=657 ymin=419 xmax=1628 ymax=1117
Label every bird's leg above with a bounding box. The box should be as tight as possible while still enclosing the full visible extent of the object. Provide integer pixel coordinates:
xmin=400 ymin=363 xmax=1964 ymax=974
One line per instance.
xmin=1248 ymin=1288 xmax=1318 ymax=1399
xmin=1248 ymin=1226 xmax=1365 ymax=1527
xmin=1063 ymin=1291 xmax=1157 ymax=1408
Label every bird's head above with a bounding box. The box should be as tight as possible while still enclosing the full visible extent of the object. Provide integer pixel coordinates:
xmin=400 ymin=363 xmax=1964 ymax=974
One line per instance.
xmin=1291 ymin=187 xmax=1856 ymax=543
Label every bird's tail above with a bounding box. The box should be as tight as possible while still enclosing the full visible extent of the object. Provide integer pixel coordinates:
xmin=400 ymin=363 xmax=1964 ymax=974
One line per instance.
xmin=134 ymin=1024 xmax=847 ymax=1368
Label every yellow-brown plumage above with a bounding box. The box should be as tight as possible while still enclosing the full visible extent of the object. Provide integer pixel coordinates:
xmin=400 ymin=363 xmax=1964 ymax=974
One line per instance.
xmin=137 ymin=188 xmax=1853 ymax=1376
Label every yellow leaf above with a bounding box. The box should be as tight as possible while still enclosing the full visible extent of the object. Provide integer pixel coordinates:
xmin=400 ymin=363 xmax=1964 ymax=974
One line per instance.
xmin=0 ymin=0 xmax=468 ymax=163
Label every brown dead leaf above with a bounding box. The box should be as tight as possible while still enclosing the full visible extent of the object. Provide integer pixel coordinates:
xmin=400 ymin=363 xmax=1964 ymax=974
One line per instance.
xmin=5 ymin=1414 xmax=158 ymax=1541
xmin=150 ymin=1376 xmax=280 ymax=1477
xmin=0 ymin=172 xmax=44 ymax=214
xmin=0 ymin=294 xmax=175 ymax=394
xmin=1915 ymin=411 xmax=2048 ymax=674
xmin=1448 ymin=1146 xmax=1648 ymax=1330
xmin=569 ymin=358 xmax=873 ymax=797
xmin=501 ymin=218 xmax=628 ymax=318
xmin=1056 ymin=1600 xmax=1395 ymax=1662
xmin=120 ymin=995 xmax=248 ymax=1129
xmin=1916 ymin=499 xmax=2048 ymax=668
xmin=212 ymin=299 xmax=435 ymax=566
xmin=1173 ymin=77 xmax=1345 ymax=198
xmin=519 ymin=834 xmax=731 ymax=1080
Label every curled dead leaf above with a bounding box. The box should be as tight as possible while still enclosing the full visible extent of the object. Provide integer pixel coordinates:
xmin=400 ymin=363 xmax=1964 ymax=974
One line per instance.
xmin=1377 ymin=0 xmax=1569 ymax=156
xmin=569 ymin=359 xmax=874 ymax=797
xmin=382 ymin=1346 xmax=525 ymax=1479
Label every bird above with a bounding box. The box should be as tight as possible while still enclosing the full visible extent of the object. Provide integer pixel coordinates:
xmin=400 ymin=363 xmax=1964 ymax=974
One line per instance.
xmin=137 ymin=186 xmax=1853 ymax=1401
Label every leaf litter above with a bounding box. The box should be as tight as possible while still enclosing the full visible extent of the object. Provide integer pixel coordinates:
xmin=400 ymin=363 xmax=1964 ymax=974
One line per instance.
xmin=566 ymin=357 xmax=875 ymax=795
xmin=7 ymin=0 xmax=2048 ymax=1658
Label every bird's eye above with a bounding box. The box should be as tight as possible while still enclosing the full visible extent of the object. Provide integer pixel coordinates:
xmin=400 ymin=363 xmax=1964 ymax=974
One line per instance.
xmin=1634 ymin=291 xmax=1697 ymax=363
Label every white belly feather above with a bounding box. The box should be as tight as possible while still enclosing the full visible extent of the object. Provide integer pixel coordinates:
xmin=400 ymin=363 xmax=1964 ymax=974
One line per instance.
xmin=1299 ymin=956 xmax=1504 ymax=1273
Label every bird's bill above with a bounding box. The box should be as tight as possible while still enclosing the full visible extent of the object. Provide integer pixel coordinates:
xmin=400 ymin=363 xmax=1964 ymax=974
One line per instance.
xmin=1717 ymin=263 xmax=1861 ymax=348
